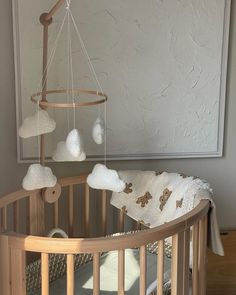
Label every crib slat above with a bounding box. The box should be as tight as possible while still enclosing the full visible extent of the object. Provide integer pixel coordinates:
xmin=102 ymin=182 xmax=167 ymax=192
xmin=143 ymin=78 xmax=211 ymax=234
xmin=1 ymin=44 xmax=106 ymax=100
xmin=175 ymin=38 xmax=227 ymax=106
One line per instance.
xmin=93 ymin=253 xmax=100 ymax=295
xmin=183 ymin=229 xmax=190 ymax=295
xmin=157 ymin=240 xmax=164 ymax=294
xmin=0 ymin=235 xmax=10 ymax=295
xmin=131 ymin=219 xmax=137 ymax=231
xmin=119 ymin=209 xmax=124 ymax=232
xmin=10 ymin=248 xmax=26 ymax=295
xmin=41 ymin=253 xmax=49 ymax=295
xmin=85 ymin=184 xmax=90 ymax=237
xmin=68 ymin=185 xmax=74 ymax=237
xmin=54 ymin=200 xmax=59 ymax=228
xmin=192 ymin=223 xmax=199 ymax=295
xmin=13 ymin=201 xmax=20 ymax=232
xmin=140 ymin=245 xmax=146 ymax=295
xmin=171 ymin=232 xmax=184 ymax=295
xmin=1 ymin=206 xmax=7 ymax=231
xmin=199 ymin=216 xmax=208 ymax=295
xmin=118 ymin=250 xmax=125 ymax=294
xmin=101 ymin=190 xmax=107 ymax=235
xmin=136 ymin=221 xmax=142 ymax=231
xmin=67 ymin=254 xmax=74 ymax=295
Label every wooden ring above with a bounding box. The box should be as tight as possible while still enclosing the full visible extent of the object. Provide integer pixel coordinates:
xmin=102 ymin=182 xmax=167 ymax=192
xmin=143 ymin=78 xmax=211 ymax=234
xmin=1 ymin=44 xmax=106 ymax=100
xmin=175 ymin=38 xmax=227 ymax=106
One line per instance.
xmin=31 ymin=88 xmax=108 ymax=109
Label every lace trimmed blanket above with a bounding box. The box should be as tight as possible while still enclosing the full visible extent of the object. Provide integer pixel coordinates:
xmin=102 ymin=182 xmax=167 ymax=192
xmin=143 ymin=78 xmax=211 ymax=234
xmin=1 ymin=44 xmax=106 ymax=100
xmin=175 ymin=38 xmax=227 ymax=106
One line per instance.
xmin=111 ymin=170 xmax=224 ymax=256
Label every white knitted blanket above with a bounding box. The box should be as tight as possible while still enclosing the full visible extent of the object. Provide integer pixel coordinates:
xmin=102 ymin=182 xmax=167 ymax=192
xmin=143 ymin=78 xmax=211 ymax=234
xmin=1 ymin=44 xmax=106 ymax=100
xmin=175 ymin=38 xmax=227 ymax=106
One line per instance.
xmin=111 ymin=170 xmax=224 ymax=256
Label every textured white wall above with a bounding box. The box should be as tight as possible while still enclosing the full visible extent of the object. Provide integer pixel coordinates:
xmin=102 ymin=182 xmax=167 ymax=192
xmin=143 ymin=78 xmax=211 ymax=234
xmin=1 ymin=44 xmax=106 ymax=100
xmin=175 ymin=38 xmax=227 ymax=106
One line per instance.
xmin=0 ymin=0 xmax=236 ymax=229
xmin=15 ymin=0 xmax=228 ymax=160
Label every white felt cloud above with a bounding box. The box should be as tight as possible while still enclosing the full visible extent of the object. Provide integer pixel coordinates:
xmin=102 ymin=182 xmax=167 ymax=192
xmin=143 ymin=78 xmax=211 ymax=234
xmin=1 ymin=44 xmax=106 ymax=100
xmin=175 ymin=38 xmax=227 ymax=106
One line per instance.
xmin=22 ymin=164 xmax=57 ymax=191
xmin=66 ymin=129 xmax=83 ymax=157
xmin=87 ymin=164 xmax=126 ymax=193
xmin=92 ymin=116 xmax=105 ymax=145
xmin=52 ymin=141 xmax=86 ymax=162
xmin=19 ymin=110 xmax=56 ymax=138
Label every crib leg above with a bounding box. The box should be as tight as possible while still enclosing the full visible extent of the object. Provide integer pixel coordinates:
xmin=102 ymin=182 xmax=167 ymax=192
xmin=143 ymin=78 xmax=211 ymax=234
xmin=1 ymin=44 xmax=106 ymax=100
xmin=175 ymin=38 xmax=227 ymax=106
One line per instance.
xmin=140 ymin=245 xmax=147 ymax=295
xmin=171 ymin=232 xmax=184 ymax=295
xmin=118 ymin=250 xmax=125 ymax=294
xmin=192 ymin=223 xmax=199 ymax=295
xmin=10 ymin=247 xmax=26 ymax=295
xmin=199 ymin=216 xmax=208 ymax=295
xmin=0 ymin=235 xmax=10 ymax=295
xmin=183 ymin=229 xmax=190 ymax=295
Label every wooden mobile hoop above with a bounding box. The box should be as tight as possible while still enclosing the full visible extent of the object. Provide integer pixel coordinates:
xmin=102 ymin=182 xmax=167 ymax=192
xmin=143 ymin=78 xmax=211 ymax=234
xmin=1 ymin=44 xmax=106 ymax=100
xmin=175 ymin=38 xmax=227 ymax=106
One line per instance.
xmin=35 ymin=0 xmax=108 ymax=165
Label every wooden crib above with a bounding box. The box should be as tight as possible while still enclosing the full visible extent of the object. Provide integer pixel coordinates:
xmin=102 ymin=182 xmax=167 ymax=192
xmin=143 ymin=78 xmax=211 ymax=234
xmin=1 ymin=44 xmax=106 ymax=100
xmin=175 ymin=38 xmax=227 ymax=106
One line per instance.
xmin=0 ymin=174 xmax=209 ymax=295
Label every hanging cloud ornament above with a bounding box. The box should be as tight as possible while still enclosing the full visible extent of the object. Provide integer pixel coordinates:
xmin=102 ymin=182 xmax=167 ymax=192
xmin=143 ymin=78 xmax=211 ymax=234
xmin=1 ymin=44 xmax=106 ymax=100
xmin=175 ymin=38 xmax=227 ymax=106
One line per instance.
xmin=66 ymin=129 xmax=83 ymax=157
xmin=92 ymin=116 xmax=105 ymax=145
xmin=22 ymin=164 xmax=57 ymax=191
xmin=19 ymin=109 xmax=56 ymax=139
xmin=52 ymin=141 xmax=86 ymax=162
xmin=87 ymin=164 xmax=126 ymax=193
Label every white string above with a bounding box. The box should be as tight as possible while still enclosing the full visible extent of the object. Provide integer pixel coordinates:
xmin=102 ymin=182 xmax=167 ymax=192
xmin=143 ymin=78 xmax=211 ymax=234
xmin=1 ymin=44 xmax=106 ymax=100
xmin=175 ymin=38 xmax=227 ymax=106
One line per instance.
xmin=68 ymin=9 xmax=104 ymax=94
xmin=37 ymin=100 xmax=40 ymax=162
xmin=66 ymin=10 xmax=70 ymax=131
xmin=36 ymin=11 xmax=68 ymax=98
xmin=66 ymin=0 xmax=71 ymax=9
xmin=68 ymin=8 xmax=107 ymax=165
xmin=67 ymin=10 xmax=76 ymax=129
xmin=34 ymin=1 xmax=107 ymax=165
xmin=104 ymin=94 xmax=107 ymax=166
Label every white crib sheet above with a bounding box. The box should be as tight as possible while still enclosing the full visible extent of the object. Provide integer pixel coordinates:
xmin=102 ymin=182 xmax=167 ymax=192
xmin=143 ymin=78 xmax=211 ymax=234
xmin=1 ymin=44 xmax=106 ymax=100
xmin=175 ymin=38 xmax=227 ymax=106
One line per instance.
xmin=32 ymin=249 xmax=171 ymax=295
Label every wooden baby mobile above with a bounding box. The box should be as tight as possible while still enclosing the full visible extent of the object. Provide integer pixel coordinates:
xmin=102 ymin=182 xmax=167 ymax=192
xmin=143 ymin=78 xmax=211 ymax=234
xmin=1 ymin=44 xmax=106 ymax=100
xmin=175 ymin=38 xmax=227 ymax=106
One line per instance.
xmin=20 ymin=0 xmax=125 ymax=194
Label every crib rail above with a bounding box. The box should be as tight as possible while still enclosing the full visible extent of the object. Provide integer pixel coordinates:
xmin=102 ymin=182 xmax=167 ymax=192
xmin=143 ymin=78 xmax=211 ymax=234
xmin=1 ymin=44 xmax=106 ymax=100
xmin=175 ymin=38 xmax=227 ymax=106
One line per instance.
xmin=0 ymin=175 xmax=97 ymax=237
xmin=0 ymin=175 xmax=210 ymax=295
xmin=4 ymin=200 xmax=208 ymax=253
xmin=1 ymin=202 xmax=209 ymax=295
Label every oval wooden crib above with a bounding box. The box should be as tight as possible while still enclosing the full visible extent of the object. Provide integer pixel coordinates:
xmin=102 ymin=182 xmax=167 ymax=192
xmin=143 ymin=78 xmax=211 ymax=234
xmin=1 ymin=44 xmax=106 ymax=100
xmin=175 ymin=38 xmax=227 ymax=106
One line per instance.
xmin=0 ymin=174 xmax=209 ymax=295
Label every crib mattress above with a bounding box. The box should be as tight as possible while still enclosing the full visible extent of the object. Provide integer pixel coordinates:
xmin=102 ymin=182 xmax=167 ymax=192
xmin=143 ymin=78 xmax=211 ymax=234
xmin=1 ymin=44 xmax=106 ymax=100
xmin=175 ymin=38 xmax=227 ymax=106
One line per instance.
xmin=31 ymin=249 xmax=171 ymax=295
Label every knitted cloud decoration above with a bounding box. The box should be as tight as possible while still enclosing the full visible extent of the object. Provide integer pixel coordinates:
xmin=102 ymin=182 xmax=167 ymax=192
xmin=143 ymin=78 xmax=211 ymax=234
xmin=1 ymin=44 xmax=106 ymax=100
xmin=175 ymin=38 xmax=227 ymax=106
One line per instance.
xmin=87 ymin=164 xmax=126 ymax=193
xmin=66 ymin=129 xmax=83 ymax=157
xmin=19 ymin=110 xmax=56 ymax=138
xmin=92 ymin=116 xmax=105 ymax=144
xmin=53 ymin=141 xmax=86 ymax=162
xmin=22 ymin=164 xmax=57 ymax=190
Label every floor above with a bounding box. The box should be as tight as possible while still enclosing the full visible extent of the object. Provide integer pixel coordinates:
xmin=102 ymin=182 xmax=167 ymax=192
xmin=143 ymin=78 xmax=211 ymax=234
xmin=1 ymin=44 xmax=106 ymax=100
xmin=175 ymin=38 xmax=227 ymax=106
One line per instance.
xmin=207 ymin=231 xmax=236 ymax=295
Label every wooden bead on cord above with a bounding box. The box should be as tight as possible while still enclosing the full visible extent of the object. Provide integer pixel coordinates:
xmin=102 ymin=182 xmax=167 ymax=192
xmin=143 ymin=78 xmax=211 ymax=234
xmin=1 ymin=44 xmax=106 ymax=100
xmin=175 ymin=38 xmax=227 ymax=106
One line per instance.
xmin=39 ymin=13 xmax=53 ymax=26
xmin=42 ymin=183 xmax=61 ymax=203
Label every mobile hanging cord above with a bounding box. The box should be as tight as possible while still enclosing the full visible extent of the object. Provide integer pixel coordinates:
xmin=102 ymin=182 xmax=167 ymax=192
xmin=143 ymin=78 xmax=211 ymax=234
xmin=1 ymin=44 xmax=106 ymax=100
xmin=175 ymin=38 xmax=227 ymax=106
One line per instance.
xmin=66 ymin=1 xmax=76 ymax=129
xmin=67 ymin=5 xmax=107 ymax=165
